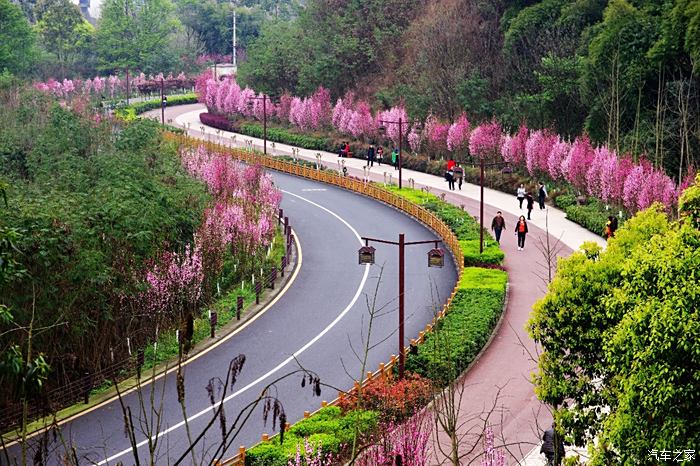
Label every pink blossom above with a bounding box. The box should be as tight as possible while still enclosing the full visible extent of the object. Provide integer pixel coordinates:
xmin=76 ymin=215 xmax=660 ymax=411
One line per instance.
xmin=501 ymin=124 xmax=528 ymax=164
xmin=93 ymin=76 xmax=105 ymax=94
xmin=562 ymin=135 xmax=595 ymax=192
xmin=377 ymin=105 xmax=409 ymax=145
xmin=524 ymin=129 xmax=556 ymax=174
xmin=679 ymin=166 xmax=697 ymax=195
xmin=356 ymin=412 xmax=431 ymax=466
xmin=446 ymin=113 xmax=470 ymax=152
xmin=480 ymin=427 xmax=506 ymax=466
xmin=408 ymin=123 xmax=423 ymax=153
xmin=143 ymin=243 xmax=204 ymax=316
xmin=623 ymin=164 xmax=646 ymax=211
xmin=470 ymin=120 xmax=503 ymax=158
xmin=547 ymin=138 xmax=570 ymax=180
xmin=424 ymin=115 xmax=450 ymax=152
xmin=586 ymin=147 xmax=614 ymax=198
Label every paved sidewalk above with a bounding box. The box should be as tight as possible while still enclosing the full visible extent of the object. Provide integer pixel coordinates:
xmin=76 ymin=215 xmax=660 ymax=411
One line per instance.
xmin=150 ymin=105 xmax=600 ymax=463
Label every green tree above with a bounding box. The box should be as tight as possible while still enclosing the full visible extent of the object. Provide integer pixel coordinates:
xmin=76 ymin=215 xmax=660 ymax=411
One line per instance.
xmin=528 ymin=185 xmax=700 ymax=463
xmin=35 ymin=0 xmax=94 ymax=76
xmin=0 ymin=0 xmax=37 ymax=76
xmin=95 ymin=0 xmax=180 ymax=73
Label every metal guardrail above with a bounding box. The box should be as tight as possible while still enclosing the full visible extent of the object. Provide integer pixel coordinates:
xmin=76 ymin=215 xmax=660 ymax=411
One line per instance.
xmin=165 ymin=133 xmax=465 ymax=466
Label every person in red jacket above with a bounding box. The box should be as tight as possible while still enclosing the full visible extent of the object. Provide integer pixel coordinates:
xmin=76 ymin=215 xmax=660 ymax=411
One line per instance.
xmin=515 ymin=215 xmax=528 ymax=250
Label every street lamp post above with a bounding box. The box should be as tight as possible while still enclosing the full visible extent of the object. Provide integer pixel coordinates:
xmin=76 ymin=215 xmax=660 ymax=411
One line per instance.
xmin=466 ymin=158 xmax=510 ymax=254
xmin=377 ymin=118 xmax=421 ymax=189
xmin=160 ymin=78 xmax=167 ymax=125
xmin=359 ymin=234 xmax=442 ymax=379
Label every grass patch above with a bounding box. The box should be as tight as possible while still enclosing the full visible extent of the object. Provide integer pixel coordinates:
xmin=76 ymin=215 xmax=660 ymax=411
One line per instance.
xmin=406 ymin=267 xmax=507 ymax=385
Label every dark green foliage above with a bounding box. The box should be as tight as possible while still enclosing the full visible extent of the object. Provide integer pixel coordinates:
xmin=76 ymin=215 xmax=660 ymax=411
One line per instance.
xmin=0 ymin=0 xmax=37 ymax=75
xmin=0 ymin=93 xmax=209 ymax=401
xmin=245 ymin=407 xmax=378 ymax=466
xmin=406 ymin=267 xmax=507 ymax=385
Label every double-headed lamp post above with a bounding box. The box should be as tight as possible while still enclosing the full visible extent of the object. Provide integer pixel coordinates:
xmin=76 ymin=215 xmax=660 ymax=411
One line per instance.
xmin=358 ymin=234 xmax=444 ymax=379
xmin=466 ymin=157 xmax=511 ymax=253
xmin=377 ymin=119 xmax=422 ymax=189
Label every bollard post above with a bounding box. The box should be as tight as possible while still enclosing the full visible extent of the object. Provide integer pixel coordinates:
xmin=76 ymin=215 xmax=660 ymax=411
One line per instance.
xmin=237 ymin=296 xmax=243 ymax=320
xmin=321 ymin=400 xmax=328 ymax=408
xmin=84 ymin=372 xmax=92 ymax=404
xmin=278 ymin=208 xmax=283 ymax=225
xmin=304 ymin=411 xmax=310 ymax=418
xmin=281 ymin=255 xmax=286 ymax=277
xmin=262 ymin=433 xmax=269 ymax=442
xmin=210 ymin=312 xmax=218 ymax=338
xmin=136 ymin=350 xmax=145 ymax=379
xmin=269 ymin=267 xmax=277 ymax=289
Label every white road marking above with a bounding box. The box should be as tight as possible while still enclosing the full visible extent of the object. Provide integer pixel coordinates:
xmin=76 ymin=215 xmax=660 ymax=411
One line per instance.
xmin=98 ymin=189 xmax=369 ymax=465
xmin=301 ymin=188 xmax=327 ymax=192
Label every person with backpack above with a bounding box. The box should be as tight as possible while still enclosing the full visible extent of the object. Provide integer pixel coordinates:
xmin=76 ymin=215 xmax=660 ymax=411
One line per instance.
xmin=540 ymin=424 xmax=565 ymax=465
xmin=376 ymin=146 xmax=384 ymax=166
xmin=515 ymin=215 xmax=528 ymax=250
xmin=445 ymin=167 xmax=455 ymax=190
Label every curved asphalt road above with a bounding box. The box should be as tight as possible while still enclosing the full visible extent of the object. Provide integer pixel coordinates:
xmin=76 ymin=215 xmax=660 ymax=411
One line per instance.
xmin=6 ymin=172 xmax=457 ymax=464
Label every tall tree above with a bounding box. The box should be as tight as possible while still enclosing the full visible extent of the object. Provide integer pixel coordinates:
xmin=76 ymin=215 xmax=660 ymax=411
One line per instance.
xmin=95 ymin=0 xmax=180 ymax=73
xmin=35 ymin=0 xmax=94 ymax=77
xmin=0 ymin=0 xmax=36 ymax=76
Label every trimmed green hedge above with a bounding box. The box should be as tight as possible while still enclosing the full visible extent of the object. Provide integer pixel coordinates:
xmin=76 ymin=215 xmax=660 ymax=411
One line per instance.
xmin=246 ymin=407 xmax=378 ymax=466
xmin=554 ymin=195 xmax=627 ymax=237
xmin=115 ymin=93 xmax=198 ymax=120
xmin=405 ymin=267 xmax=507 ymax=385
xmin=384 ymin=185 xmax=505 ymax=266
xmin=240 ymin=123 xmax=331 ymax=151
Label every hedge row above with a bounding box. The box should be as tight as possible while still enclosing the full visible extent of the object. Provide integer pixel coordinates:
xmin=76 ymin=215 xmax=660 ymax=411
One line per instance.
xmin=239 ymin=123 xmax=331 ymax=151
xmin=405 ymin=267 xmax=508 ymax=385
xmin=115 ymin=93 xmax=198 ymax=120
xmin=245 ymin=407 xmax=378 ymax=466
xmin=554 ymin=195 xmax=626 ymax=237
xmin=384 ymin=185 xmax=504 ymax=266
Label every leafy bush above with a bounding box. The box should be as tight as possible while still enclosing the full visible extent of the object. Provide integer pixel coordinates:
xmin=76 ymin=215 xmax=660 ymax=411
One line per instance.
xmin=405 ymin=267 xmax=507 ymax=385
xmin=199 ymin=112 xmax=239 ymax=132
xmin=114 ymin=93 xmax=198 ymax=118
xmin=337 ymin=372 xmax=433 ymax=422
xmin=553 ymin=193 xmax=577 ymax=209
xmin=239 ymin=123 xmax=331 ymax=151
xmin=246 ymin=407 xmax=378 ymax=466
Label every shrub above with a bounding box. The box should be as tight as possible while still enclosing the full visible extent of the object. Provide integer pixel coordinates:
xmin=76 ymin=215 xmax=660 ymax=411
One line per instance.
xmin=115 ymin=93 xmax=198 ymax=119
xmin=246 ymin=407 xmax=379 ymax=466
xmin=405 ymin=267 xmax=507 ymax=385
xmin=199 ymin=112 xmax=238 ymax=132
xmin=337 ymin=373 xmax=433 ymax=422
xmin=239 ymin=123 xmax=331 ymax=151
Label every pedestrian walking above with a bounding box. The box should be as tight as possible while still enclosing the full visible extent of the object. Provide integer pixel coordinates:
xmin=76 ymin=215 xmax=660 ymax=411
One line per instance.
xmin=391 ymin=147 xmax=399 ymax=170
xmin=453 ymin=162 xmax=464 ymax=190
xmin=538 ymin=182 xmax=548 ymax=209
xmin=491 ymin=211 xmax=506 ymax=244
xmin=515 ymin=215 xmax=528 ymax=250
xmin=367 ymin=144 xmax=375 ymax=167
xmin=525 ymin=192 xmax=534 ymax=220
xmin=376 ymin=146 xmax=383 ymax=166
xmin=446 ymin=157 xmax=456 ymax=172
xmin=540 ymin=424 xmax=565 ymax=466
xmin=517 ymin=183 xmax=526 ymax=209
xmin=445 ymin=168 xmax=455 ymax=190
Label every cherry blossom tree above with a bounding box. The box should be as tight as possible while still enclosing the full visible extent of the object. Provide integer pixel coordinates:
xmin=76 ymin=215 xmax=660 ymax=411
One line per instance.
xmin=562 ymin=135 xmax=595 ymax=193
xmin=446 ymin=113 xmax=470 ymax=152
xmin=469 ymin=120 xmax=503 ymax=158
